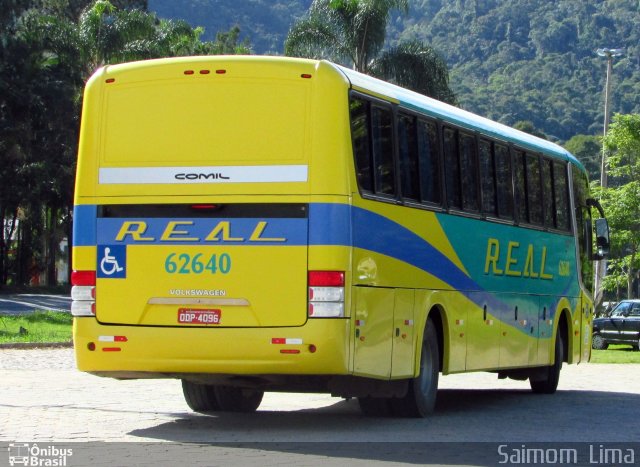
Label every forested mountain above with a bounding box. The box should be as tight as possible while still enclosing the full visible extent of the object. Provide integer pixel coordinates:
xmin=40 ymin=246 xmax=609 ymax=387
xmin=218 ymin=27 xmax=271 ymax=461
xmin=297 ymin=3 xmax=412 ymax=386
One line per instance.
xmin=150 ymin=0 xmax=640 ymax=143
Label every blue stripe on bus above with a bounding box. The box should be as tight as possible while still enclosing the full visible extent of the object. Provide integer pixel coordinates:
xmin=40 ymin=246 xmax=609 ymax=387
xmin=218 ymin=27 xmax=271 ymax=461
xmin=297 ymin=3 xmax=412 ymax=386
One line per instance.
xmin=73 ymin=205 xmax=97 ymax=246
xmin=72 ymin=202 xmax=575 ymax=304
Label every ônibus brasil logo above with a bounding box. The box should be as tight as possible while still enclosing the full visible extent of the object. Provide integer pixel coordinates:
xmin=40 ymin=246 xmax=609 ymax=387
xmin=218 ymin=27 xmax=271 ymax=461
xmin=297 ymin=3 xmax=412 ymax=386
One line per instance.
xmin=8 ymin=443 xmax=73 ymax=466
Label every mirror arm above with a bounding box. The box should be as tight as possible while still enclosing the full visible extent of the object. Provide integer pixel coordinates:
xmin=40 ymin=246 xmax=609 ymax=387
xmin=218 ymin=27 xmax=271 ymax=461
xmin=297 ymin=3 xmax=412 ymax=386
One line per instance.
xmin=587 ymin=198 xmax=606 ymax=218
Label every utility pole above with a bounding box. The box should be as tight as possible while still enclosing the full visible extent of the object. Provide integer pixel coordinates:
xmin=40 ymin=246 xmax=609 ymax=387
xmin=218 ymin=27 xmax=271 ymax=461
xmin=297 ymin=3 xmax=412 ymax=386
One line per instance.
xmin=593 ymin=48 xmax=624 ymax=305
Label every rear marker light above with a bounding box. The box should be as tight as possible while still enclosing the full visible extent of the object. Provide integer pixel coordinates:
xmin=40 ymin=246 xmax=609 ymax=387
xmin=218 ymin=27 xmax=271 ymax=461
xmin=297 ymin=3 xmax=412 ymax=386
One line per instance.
xmin=271 ymin=338 xmax=303 ymax=345
xmin=87 ymin=343 xmax=96 ymax=351
xmin=308 ymin=271 xmax=345 ymax=318
xmin=99 ymin=336 xmax=128 ymax=342
xmin=301 ymin=74 xmax=312 ymax=79
xmin=105 ymin=78 xmax=115 ymax=83
xmin=200 ymin=69 xmax=210 ymax=74
xmin=184 ymin=70 xmax=194 ymax=75
xmin=216 ymin=69 xmax=226 ymax=74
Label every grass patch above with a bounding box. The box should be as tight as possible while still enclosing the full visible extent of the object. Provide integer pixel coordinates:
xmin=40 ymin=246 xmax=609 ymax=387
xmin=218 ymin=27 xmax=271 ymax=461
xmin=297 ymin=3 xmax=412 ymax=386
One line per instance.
xmin=590 ymin=344 xmax=640 ymax=364
xmin=0 ymin=310 xmax=72 ymax=344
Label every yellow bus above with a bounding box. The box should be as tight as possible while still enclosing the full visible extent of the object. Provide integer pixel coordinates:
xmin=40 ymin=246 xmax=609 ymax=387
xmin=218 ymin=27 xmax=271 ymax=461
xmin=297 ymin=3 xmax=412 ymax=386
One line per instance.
xmin=71 ymin=56 xmax=609 ymax=417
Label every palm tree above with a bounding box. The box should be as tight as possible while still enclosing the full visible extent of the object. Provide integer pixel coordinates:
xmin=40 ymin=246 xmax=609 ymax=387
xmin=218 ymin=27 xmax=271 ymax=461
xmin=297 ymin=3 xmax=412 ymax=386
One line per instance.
xmin=285 ymin=0 xmax=457 ymax=104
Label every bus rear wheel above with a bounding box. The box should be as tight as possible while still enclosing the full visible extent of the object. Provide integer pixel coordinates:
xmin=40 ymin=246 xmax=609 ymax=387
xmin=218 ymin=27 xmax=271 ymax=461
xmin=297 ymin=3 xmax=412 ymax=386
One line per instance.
xmin=182 ymin=380 xmax=220 ymax=413
xmin=530 ymin=332 xmax=563 ymax=394
xmin=214 ymin=386 xmax=264 ymax=413
xmin=391 ymin=318 xmax=440 ymax=418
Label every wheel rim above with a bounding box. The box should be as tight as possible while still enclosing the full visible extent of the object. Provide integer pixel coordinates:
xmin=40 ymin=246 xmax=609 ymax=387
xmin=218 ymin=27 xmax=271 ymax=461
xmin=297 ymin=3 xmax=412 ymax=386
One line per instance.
xmin=593 ymin=335 xmax=604 ymax=349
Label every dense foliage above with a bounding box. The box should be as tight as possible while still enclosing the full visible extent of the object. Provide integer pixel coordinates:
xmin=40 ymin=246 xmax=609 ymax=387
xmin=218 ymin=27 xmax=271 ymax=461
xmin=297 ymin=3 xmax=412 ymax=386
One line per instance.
xmin=152 ymin=0 xmax=640 ymax=143
xmin=595 ymin=114 xmax=640 ymax=300
xmin=284 ymin=0 xmax=456 ymax=103
xmin=0 ymin=0 xmax=249 ymax=287
xmin=394 ymin=0 xmax=640 ymax=142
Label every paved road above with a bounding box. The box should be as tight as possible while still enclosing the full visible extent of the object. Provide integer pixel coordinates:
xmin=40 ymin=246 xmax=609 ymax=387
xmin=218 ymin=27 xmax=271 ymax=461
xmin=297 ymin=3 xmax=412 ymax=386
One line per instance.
xmin=1 ymin=349 xmax=639 ymax=466
xmin=0 ymin=294 xmax=71 ymax=314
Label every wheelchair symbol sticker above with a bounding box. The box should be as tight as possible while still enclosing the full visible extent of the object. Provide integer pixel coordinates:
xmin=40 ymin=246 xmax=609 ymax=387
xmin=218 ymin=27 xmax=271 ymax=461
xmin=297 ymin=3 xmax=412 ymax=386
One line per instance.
xmin=97 ymin=245 xmax=126 ymax=278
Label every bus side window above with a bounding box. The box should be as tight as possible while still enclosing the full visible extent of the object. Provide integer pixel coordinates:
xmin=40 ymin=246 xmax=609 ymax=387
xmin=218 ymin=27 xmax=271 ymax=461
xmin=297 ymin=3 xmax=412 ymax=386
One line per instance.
xmin=479 ymin=139 xmax=497 ymax=217
xmin=398 ymin=113 xmax=419 ymax=201
xmin=494 ymin=144 xmax=514 ymax=220
xmin=460 ymin=133 xmax=479 ymax=212
xmin=553 ymin=161 xmax=570 ymax=231
xmin=525 ymin=153 xmax=543 ymax=225
xmin=350 ymin=97 xmax=373 ymax=193
xmin=542 ymin=158 xmax=555 ymax=228
xmin=371 ymin=106 xmax=395 ymax=196
xmin=417 ymin=119 xmax=441 ymax=205
xmin=443 ymin=127 xmax=461 ymax=210
xmin=514 ymin=150 xmax=528 ymax=224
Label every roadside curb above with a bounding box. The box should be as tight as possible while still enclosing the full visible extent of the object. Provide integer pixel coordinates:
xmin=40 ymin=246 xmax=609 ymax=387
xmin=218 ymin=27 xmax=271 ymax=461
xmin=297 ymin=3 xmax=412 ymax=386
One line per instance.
xmin=0 ymin=341 xmax=73 ymax=349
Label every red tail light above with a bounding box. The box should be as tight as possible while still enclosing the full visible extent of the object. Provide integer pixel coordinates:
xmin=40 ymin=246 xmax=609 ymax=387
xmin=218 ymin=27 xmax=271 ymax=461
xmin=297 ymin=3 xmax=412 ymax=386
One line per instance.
xmin=71 ymin=270 xmax=96 ymax=316
xmin=308 ymin=271 xmax=345 ymax=318
xmin=308 ymin=271 xmax=344 ymax=287
xmin=71 ymin=270 xmax=96 ymax=286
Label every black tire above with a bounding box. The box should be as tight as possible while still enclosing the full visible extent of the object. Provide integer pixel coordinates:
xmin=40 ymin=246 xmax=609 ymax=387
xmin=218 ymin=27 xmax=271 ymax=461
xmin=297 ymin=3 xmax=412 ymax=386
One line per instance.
xmin=214 ymin=386 xmax=264 ymax=413
xmin=182 ymin=380 xmax=220 ymax=413
xmin=390 ymin=319 xmax=440 ymax=418
xmin=592 ymin=333 xmax=609 ymax=350
xmin=530 ymin=332 xmax=563 ymax=394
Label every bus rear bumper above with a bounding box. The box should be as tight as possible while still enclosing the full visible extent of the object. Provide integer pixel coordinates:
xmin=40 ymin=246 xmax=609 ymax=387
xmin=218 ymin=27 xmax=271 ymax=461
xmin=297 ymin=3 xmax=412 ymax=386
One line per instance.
xmin=73 ymin=318 xmax=351 ymax=379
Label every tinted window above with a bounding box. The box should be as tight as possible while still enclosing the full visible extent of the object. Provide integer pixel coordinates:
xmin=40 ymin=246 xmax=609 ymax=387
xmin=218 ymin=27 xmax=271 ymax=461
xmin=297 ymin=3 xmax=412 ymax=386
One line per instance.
xmin=460 ymin=133 xmax=479 ymax=212
xmin=443 ymin=127 xmax=461 ymax=209
xmin=542 ymin=158 xmax=554 ymax=228
xmin=514 ymin=150 xmax=528 ymax=223
xmin=398 ymin=113 xmax=419 ymax=201
xmin=554 ymin=162 xmax=570 ymax=231
xmin=371 ymin=106 xmax=395 ymax=196
xmin=350 ymin=97 xmax=372 ymax=192
xmin=495 ymin=144 xmax=513 ymax=220
xmin=526 ymin=153 xmax=543 ymax=225
xmin=417 ymin=119 xmax=441 ymax=204
xmin=479 ymin=139 xmax=497 ymax=216
xmin=573 ymin=169 xmax=593 ymax=291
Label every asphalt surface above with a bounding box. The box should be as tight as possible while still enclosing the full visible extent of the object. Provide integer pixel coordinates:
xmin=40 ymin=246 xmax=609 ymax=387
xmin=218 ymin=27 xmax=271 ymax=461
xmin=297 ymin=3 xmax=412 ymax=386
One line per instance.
xmin=1 ymin=348 xmax=639 ymax=466
xmin=0 ymin=294 xmax=71 ymax=315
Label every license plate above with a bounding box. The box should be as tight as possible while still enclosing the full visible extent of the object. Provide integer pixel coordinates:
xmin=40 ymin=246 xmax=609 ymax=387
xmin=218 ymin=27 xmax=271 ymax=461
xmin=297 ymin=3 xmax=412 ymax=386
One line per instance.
xmin=178 ymin=308 xmax=221 ymax=325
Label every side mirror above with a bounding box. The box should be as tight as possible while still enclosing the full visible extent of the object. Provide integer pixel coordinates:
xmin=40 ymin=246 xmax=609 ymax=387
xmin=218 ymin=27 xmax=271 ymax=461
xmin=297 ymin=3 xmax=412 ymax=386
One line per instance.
xmin=594 ymin=218 xmax=610 ymax=259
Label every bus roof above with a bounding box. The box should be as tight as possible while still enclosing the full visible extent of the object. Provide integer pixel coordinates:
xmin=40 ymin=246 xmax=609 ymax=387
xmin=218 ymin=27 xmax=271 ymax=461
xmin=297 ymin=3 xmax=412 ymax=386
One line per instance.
xmin=332 ymin=62 xmax=586 ymax=172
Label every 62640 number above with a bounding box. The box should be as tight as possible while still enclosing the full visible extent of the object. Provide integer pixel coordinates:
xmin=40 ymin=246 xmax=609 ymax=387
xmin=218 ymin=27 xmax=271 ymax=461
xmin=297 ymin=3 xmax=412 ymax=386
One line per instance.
xmin=164 ymin=253 xmax=231 ymax=275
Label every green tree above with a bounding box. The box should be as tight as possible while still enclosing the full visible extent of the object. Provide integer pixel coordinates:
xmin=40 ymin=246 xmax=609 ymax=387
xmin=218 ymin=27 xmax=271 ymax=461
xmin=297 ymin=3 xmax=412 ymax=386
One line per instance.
xmin=284 ymin=0 xmax=456 ymax=104
xmin=564 ymin=134 xmax=601 ymax=182
xmin=513 ymin=120 xmax=547 ymax=139
xmin=597 ymin=114 xmax=640 ymax=299
xmin=1 ymin=0 xmax=252 ymax=286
